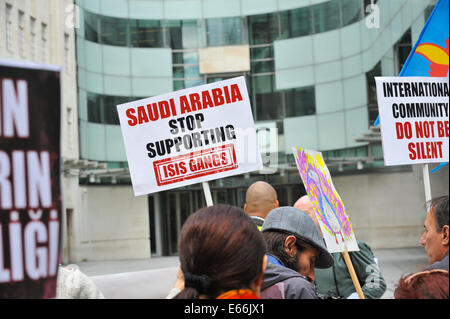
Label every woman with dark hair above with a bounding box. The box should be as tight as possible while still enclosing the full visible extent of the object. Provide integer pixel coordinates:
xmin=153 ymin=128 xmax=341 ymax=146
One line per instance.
xmin=174 ymin=204 xmax=267 ymax=299
xmin=394 ymin=269 xmax=449 ymax=299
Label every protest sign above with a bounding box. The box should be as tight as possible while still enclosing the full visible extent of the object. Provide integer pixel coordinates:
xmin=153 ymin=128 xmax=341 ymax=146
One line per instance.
xmin=375 ymin=77 xmax=449 ymax=166
xmin=0 ymin=59 xmax=62 ymax=298
xmin=117 ymin=76 xmax=263 ymax=196
xmin=293 ymin=146 xmax=364 ymax=298
xmin=293 ymin=147 xmax=359 ymax=254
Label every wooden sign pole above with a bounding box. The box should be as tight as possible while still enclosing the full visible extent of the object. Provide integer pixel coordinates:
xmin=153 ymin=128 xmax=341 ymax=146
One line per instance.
xmin=202 ymin=181 xmax=214 ymax=206
xmin=342 ymin=248 xmax=365 ymax=299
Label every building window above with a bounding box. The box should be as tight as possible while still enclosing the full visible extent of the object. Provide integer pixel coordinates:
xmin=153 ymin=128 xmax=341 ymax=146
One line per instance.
xmin=394 ymin=29 xmax=412 ymax=74
xmin=366 ymin=61 xmax=382 ymax=126
xmin=130 ymin=19 xmax=163 ymax=48
xmin=279 ymin=6 xmax=313 ymax=39
xmin=30 ymin=17 xmax=36 ymax=60
xmin=41 ymin=23 xmax=48 ymax=62
xmin=64 ymin=33 xmax=71 ymax=72
xmin=87 ymin=93 xmax=143 ymax=125
xmin=84 ymin=10 xmax=99 ymax=42
xmin=285 ymin=86 xmax=316 ymax=118
xmin=312 ymin=0 xmax=341 ymax=33
xmin=206 ymin=17 xmax=247 ymax=47
xmin=101 ymin=15 xmax=128 ymax=46
xmin=18 ymin=10 xmax=25 ymax=57
xmin=341 ymin=0 xmax=362 ymax=26
xmin=251 ymin=74 xmax=283 ymax=121
xmin=5 ymin=4 xmax=13 ymax=52
xmin=248 ymin=13 xmax=280 ymax=45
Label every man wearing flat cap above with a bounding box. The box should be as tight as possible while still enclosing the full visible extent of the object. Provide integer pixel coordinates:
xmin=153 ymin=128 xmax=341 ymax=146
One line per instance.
xmin=260 ymin=206 xmax=334 ymax=299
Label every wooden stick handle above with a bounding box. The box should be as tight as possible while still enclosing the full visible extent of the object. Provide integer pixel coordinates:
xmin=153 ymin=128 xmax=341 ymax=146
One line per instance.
xmin=342 ymin=250 xmax=365 ymax=299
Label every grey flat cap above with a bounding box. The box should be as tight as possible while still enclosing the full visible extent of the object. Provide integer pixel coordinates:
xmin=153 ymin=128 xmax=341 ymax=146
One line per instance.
xmin=261 ymin=206 xmax=334 ymax=269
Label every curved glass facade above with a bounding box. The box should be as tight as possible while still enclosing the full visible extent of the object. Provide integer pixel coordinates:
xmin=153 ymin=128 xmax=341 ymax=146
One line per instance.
xmin=76 ymin=0 xmax=432 ymax=173
xmin=82 ymin=0 xmax=362 ymax=48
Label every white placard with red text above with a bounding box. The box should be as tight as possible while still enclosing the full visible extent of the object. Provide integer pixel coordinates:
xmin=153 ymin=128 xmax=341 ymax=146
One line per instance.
xmin=375 ymin=76 xmax=449 ymax=166
xmin=117 ymin=76 xmax=263 ymax=196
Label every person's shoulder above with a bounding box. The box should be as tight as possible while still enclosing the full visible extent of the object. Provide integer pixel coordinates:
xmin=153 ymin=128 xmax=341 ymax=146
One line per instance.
xmin=426 ymin=254 xmax=449 ymax=271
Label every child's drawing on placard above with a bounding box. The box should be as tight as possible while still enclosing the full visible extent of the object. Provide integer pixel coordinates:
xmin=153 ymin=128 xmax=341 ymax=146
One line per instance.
xmin=293 ymin=147 xmax=359 ymax=253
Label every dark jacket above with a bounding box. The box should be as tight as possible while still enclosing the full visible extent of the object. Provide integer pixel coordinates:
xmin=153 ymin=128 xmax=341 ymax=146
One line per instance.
xmin=426 ymin=251 xmax=449 ymax=271
xmin=314 ymin=240 xmax=386 ymax=299
xmin=260 ymin=255 xmax=319 ymax=299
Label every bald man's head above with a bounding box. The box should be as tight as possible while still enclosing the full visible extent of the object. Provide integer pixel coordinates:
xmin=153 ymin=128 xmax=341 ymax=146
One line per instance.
xmin=294 ymin=195 xmax=322 ymax=235
xmin=244 ymin=181 xmax=279 ymax=219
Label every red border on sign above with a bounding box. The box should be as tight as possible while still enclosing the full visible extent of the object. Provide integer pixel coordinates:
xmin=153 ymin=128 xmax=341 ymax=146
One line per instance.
xmin=153 ymin=144 xmax=238 ymax=186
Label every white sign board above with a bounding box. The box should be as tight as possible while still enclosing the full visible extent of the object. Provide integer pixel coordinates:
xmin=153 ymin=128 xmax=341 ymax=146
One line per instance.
xmin=117 ymin=76 xmax=263 ymax=196
xmin=375 ymin=77 xmax=449 ymax=166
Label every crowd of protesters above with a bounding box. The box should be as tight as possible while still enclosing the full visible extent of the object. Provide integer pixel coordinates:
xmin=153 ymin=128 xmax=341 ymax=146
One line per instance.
xmin=56 ymin=182 xmax=449 ymax=300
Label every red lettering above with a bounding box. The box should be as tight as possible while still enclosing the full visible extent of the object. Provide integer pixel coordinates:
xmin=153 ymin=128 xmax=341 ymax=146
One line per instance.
xmin=189 ymin=93 xmax=202 ymax=111
xmin=126 ymin=108 xmax=137 ymax=126
xmin=146 ymin=103 xmax=159 ymax=121
xmin=137 ymin=106 xmax=149 ymax=124
xmin=158 ymin=101 xmax=171 ymax=119
xmin=180 ymin=95 xmax=191 ymax=114
xmin=408 ymin=142 xmax=416 ymax=160
xmin=212 ymin=88 xmax=225 ymax=106
xmin=201 ymin=90 xmax=214 ymax=108
xmin=230 ymin=84 xmax=243 ymax=102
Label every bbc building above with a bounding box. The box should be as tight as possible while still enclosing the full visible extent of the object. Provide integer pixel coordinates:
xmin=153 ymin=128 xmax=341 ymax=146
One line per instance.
xmin=62 ymin=0 xmax=449 ymax=261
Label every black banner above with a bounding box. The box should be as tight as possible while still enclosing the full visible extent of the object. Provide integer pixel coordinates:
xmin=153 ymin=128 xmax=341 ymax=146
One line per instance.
xmin=0 ymin=60 xmax=62 ymax=298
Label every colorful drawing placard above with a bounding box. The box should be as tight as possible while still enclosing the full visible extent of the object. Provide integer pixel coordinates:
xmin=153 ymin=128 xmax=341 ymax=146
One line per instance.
xmin=293 ymin=147 xmax=359 ymax=253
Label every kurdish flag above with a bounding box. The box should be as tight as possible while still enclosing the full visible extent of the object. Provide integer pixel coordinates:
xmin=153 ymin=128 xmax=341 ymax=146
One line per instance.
xmin=399 ymin=0 xmax=449 ymax=77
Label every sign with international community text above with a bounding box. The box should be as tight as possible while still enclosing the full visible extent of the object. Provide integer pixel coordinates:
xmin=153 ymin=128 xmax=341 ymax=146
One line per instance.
xmin=117 ymin=77 xmax=263 ymax=196
xmin=0 ymin=59 xmax=62 ymax=298
xmin=375 ymin=77 xmax=449 ymax=166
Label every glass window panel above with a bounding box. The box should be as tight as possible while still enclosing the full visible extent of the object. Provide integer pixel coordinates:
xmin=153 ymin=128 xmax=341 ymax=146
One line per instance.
xmin=183 ymin=65 xmax=200 ymax=78
xmin=206 ymin=17 xmax=244 ymax=46
xmin=172 ymin=52 xmax=184 ymax=64
xmin=290 ymin=7 xmax=312 ymax=37
xmin=285 ymin=86 xmax=316 ymax=118
xmin=279 ymin=11 xmax=290 ymax=40
xmin=101 ymin=16 xmax=128 ymax=46
xmin=366 ymin=61 xmax=381 ymax=125
xmin=103 ymin=96 xmax=129 ymax=125
xmin=312 ymin=0 xmax=341 ymax=33
xmin=252 ymin=74 xmax=283 ymax=121
xmin=183 ymin=51 xmax=199 ymax=64
xmin=248 ymin=13 xmax=279 ymax=45
xmin=173 ymin=66 xmax=185 ymax=78
xmin=256 ymin=91 xmax=283 ymax=121
xmin=341 ymin=0 xmax=362 ymax=26
xmin=87 ymin=93 xmax=101 ymax=123
xmin=173 ymin=80 xmax=185 ymax=91
xmin=130 ymin=20 xmax=163 ymax=48
xmin=84 ymin=10 xmax=99 ymax=42
xmin=184 ymin=78 xmax=204 ymax=88
xmin=181 ymin=20 xmax=204 ymax=49
xmin=164 ymin=20 xmax=183 ymax=49
xmin=250 ymin=45 xmax=273 ymax=60
xmin=251 ymin=60 xmax=274 ymax=74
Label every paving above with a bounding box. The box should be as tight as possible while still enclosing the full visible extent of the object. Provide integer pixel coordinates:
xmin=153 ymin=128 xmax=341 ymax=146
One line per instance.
xmin=76 ymin=246 xmax=429 ymax=299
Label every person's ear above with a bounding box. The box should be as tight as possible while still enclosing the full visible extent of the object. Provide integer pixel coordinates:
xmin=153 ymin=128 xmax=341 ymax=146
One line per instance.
xmin=244 ymin=203 xmax=248 ymax=213
xmin=284 ymin=235 xmax=297 ymax=256
xmin=442 ymin=225 xmax=449 ymax=246
xmin=274 ymin=200 xmax=279 ymax=209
